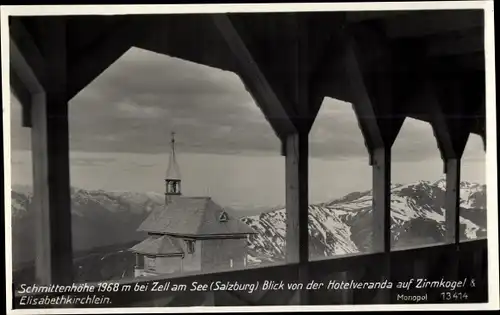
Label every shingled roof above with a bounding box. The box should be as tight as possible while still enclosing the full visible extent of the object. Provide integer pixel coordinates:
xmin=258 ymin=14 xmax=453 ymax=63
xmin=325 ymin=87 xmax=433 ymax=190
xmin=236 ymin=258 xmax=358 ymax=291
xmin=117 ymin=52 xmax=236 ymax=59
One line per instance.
xmin=137 ymin=196 xmax=256 ymax=237
xmin=129 ymin=234 xmax=184 ymax=256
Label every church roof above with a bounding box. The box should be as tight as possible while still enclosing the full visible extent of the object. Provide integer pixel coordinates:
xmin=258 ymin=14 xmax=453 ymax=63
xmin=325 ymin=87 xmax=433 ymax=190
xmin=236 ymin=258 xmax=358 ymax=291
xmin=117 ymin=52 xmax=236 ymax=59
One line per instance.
xmin=129 ymin=234 xmax=184 ymax=256
xmin=137 ymin=196 xmax=256 ymax=237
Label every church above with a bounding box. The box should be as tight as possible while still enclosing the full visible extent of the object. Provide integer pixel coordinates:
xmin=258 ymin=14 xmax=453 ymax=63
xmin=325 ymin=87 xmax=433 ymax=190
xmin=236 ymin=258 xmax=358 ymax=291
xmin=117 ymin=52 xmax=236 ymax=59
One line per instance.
xmin=130 ymin=133 xmax=256 ymax=277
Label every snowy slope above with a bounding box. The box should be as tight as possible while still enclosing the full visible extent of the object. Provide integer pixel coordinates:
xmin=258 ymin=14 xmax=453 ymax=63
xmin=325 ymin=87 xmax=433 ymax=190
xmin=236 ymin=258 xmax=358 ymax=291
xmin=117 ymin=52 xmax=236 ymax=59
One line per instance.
xmin=242 ymin=179 xmax=487 ymax=263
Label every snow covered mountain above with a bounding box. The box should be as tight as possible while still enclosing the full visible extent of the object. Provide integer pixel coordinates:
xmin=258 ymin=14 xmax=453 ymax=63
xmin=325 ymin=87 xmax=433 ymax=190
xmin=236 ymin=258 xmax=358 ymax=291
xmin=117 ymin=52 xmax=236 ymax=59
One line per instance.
xmin=10 ymin=179 xmax=486 ymax=278
xmin=242 ymin=179 xmax=486 ymax=264
xmin=11 ymin=187 xmax=163 ymax=267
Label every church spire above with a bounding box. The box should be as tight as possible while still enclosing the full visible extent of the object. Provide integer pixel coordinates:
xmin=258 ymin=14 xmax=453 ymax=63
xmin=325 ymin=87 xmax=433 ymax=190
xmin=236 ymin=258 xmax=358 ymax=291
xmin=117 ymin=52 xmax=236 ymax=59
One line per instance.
xmin=165 ymin=131 xmax=181 ymax=203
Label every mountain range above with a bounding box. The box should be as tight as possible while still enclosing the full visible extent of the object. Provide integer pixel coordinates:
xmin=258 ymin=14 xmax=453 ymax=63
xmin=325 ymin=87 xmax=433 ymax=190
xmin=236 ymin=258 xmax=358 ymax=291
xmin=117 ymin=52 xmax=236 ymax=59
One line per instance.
xmin=10 ymin=179 xmax=486 ymax=282
xmin=242 ymin=179 xmax=486 ymax=263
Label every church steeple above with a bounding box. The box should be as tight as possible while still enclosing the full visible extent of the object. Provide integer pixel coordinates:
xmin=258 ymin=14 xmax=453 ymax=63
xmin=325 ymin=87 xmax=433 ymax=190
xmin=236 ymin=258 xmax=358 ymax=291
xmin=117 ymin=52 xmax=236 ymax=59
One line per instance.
xmin=165 ymin=131 xmax=181 ymax=203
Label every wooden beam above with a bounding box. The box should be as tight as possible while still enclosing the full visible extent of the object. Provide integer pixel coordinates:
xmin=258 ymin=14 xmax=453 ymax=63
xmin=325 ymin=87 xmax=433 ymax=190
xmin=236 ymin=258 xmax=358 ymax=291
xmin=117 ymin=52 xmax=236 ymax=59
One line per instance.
xmin=343 ymin=25 xmax=405 ymax=304
xmin=282 ymin=16 xmax=323 ymax=304
xmin=67 ymin=17 xmax=139 ymax=101
xmin=327 ymin=34 xmax=384 ymax=151
xmin=285 ymin=15 xmax=313 ymax=305
xmin=425 ymin=27 xmax=484 ymax=57
xmin=371 ymin=147 xmax=392 ymax=253
xmin=9 ymin=38 xmax=46 ymax=128
xmin=284 ymin=131 xmax=309 ymax=303
xmin=211 ymin=14 xmax=297 ymax=139
xmin=9 ymin=18 xmax=46 ymax=88
xmin=444 ymin=158 xmax=461 ymax=245
xmin=403 ymin=74 xmax=484 ymax=140
xmin=10 ymin=69 xmax=32 ymax=127
xmin=290 ymin=14 xmax=311 ymax=124
xmin=9 ymin=38 xmax=44 ymax=95
xmin=135 ymin=15 xmax=236 ymax=76
xmin=463 ymin=73 xmax=486 ymax=152
xmin=422 ymin=79 xmax=470 ymax=245
xmin=475 ymin=98 xmax=486 ymax=152
xmin=415 ymin=83 xmax=456 ymax=164
xmin=316 ymin=24 xmax=403 ymax=303
xmin=384 ymin=10 xmax=484 ymax=39
xmin=443 ymin=153 xmax=468 ymax=246
xmin=345 ymin=11 xmax=407 ymax=23
xmin=322 ymin=26 xmax=404 ymax=256
xmin=307 ymin=14 xmax=347 ymax=132
xmin=12 ymin=239 xmax=487 ymax=307
xmin=453 ymin=52 xmax=485 ymax=70
xmin=30 ymin=17 xmax=73 ymax=285
xmin=213 ymin=15 xmax=313 ymax=305
xmin=8 ymin=23 xmax=74 ymax=284
xmin=371 ymin=146 xmax=392 ymax=304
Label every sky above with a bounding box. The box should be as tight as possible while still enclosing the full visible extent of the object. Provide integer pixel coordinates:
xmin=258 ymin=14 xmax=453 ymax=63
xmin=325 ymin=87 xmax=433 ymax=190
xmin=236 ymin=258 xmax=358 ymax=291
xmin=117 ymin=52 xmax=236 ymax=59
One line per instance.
xmin=8 ymin=47 xmax=486 ymax=209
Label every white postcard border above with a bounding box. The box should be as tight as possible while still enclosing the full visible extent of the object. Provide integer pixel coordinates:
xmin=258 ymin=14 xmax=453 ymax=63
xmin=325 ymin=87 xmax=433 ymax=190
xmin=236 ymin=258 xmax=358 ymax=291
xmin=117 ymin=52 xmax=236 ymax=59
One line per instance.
xmin=1 ymin=1 xmax=497 ymax=313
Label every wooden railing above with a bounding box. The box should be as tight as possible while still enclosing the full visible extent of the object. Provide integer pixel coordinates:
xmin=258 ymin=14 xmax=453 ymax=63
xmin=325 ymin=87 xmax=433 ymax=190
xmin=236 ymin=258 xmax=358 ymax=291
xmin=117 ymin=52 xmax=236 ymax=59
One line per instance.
xmin=12 ymin=239 xmax=488 ymax=308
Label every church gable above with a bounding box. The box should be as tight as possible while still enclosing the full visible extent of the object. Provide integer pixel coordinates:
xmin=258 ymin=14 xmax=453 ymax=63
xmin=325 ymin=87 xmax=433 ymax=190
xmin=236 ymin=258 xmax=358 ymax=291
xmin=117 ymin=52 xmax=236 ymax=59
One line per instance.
xmin=198 ymin=200 xmax=257 ymax=236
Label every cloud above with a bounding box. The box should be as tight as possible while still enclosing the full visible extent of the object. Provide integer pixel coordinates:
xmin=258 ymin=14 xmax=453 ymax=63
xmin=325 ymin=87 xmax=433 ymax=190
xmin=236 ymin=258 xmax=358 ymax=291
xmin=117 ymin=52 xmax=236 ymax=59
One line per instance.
xmin=70 ymin=157 xmax=117 ymax=167
xmin=8 ymin=47 xmax=486 ymax=163
xmin=61 ymin=48 xmax=281 ymax=156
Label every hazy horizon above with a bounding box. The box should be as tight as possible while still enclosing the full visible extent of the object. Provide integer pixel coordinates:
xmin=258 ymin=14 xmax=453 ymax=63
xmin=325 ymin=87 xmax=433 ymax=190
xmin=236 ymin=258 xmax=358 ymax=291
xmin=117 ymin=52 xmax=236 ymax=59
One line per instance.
xmin=10 ymin=147 xmax=485 ymax=210
xmin=8 ymin=47 xmax=486 ymax=210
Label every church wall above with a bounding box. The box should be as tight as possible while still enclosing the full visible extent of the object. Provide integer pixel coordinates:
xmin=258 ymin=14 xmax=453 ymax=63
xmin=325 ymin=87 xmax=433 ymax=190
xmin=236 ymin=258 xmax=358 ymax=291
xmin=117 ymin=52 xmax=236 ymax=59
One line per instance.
xmin=201 ymin=238 xmax=248 ymax=272
xmin=142 ymin=255 xmax=183 ymax=275
xmin=155 ymin=256 xmax=183 ymax=274
xmin=143 ymin=255 xmax=156 ymax=273
xmin=178 ymin=239 xmax=202 ymax=272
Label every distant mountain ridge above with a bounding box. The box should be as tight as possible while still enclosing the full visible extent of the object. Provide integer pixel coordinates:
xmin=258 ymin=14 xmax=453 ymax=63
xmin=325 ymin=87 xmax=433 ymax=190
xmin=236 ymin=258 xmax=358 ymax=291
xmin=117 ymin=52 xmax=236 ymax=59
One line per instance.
xmin=242 ymin=179 xmax=486 ymax=263
xmin=10 ymin=179 xmax=486 ymax=275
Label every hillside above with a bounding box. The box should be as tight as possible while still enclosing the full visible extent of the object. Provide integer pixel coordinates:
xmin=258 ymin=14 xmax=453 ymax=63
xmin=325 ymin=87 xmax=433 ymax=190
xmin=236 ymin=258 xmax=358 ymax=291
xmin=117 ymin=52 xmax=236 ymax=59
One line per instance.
xmin=9 ymin=179 xmax=486 ymax=282
xmin=11 ymin=187 xmax=164 ymax=267
xmin=243 ymin=179 xmax=486 ymax=262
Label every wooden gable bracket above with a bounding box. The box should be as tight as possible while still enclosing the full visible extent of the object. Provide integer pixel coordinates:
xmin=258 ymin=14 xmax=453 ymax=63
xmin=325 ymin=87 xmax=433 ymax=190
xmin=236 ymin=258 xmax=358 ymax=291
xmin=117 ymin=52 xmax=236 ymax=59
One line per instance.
xmin=408 ymin=50 xmax=476 ymax=249
xmin=306 ymin=12 xmax=348 ymax=133
xmin=426 ymin=82 xmax=471 ymax=172
xmin=326 ymin=22 xmax=405 ymax=163
xmin=67 ymin=16 xmax=143 ymax=101
xmin=213 ymin=14 xmax=318 ymax=305
xmin=9 ymin=18 xmax=47 ymax=128
xmin=10 ymin=43 xmax=35 ymax=128
xmin=384 ymin=10 xmax=484 ymax=39
xmin=316 ymin=22 xmax=406 ymax=305
xmin=211 ymin=14 xmax=297 ymax=142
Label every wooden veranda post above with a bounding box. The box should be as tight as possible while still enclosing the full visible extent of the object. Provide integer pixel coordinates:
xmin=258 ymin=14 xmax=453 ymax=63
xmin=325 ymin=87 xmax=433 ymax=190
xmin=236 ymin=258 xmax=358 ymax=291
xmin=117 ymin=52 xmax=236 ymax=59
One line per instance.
xmin=10 ymin=17 xmax=74 ymax=285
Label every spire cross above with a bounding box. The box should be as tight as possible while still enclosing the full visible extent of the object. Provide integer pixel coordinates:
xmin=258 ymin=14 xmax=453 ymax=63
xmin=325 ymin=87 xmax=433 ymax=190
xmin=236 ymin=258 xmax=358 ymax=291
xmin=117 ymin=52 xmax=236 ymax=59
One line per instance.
xmin=165 ymin=131 xmax=181 ymax=201
xmin=170 ymin=131 xmax=177 ymax=158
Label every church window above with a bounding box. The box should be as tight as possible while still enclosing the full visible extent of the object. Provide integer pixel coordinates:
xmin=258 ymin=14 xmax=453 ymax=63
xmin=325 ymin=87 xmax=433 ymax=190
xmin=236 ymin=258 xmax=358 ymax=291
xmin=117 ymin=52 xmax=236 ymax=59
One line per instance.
xmin=186 ymin=240 xmax=196 ymax=254
xmin=219 ymin=211 xmax=229 ymax=222
xmin=144 ymin=256 xmax=156 ymax=271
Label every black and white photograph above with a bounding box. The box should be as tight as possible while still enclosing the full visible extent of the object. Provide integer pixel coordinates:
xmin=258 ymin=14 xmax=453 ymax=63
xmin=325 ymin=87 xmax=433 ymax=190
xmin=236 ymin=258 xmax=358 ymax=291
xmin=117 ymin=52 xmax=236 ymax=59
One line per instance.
xmin=2 ymin=1 xmax=498 ymax=312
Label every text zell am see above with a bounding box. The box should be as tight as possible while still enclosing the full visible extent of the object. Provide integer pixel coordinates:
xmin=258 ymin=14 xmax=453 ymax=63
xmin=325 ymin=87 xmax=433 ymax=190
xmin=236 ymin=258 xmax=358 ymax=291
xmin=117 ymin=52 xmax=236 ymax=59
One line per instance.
xmin=17 ymin=277 xmax=473 ymax=295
